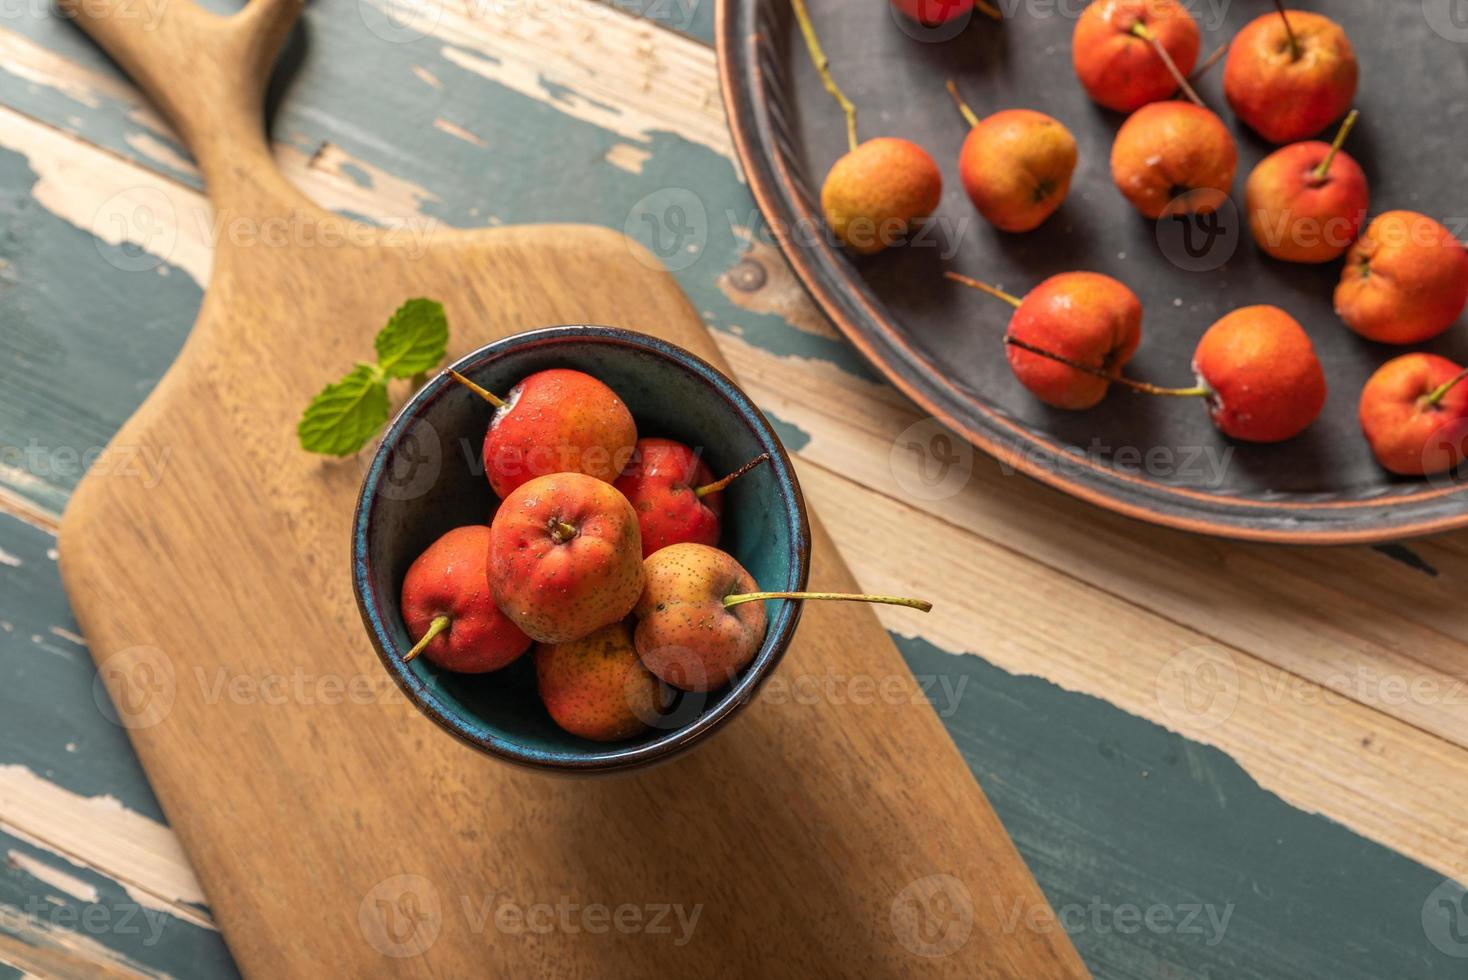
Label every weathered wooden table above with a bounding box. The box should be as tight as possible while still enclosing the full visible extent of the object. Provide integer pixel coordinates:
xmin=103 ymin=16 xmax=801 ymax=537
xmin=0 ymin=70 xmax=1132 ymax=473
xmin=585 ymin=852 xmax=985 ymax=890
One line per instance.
xmin=0 ymin=1 xmax=1464 ymax=976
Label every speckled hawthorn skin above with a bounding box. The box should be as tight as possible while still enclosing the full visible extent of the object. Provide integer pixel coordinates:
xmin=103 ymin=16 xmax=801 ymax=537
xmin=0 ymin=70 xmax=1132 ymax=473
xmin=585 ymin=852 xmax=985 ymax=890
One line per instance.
xmin=1072 ymin=0 xmax=1200 ymax=113
xmin=958 ymin=110 xmax=1078 ymax=233
xmin=481 ymin=368 xmax=637 ymax=499
xmin=1244 ymin=138 xmax=1368 ymax=263
xmin=1006 ymin=272 xmax=1143 ymax=410
xmin=1192 ymin=306 xmax=1326 ymax=443
xmin=633 ymin=543 xmax=768 ymax=693
xmin=400 ymin=526 xmax=531 ymax=673
xmin=488 ymin=473 xmax=645 ymax=645
xmin=821 ymin=138 xmax=943 ymax=256
xmin=536 ymin=621 xmax=666 ymax=741
xmin=1334 ymin=211 xmax=1468 ymax=345
xmin=889 ymin=0 xmax=972 ymax=23
xmin=613 ymin=437 xmax=722 ymax=558
xmin=1359 ymin=354 xmax=1468 ymax=476
xmin=1110 ymin=102 xmax=1237 ymax=219
xmin=1223 ymin=10 xmax=1356 ymax=144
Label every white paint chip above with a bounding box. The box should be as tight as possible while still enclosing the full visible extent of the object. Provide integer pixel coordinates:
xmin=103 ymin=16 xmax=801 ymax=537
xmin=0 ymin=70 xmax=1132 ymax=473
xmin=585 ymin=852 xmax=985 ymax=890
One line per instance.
xmin=7 ymin=850 xmax=101 ymax=904
xmin=0 ymin=765 xmax=208 ymax=910
xmin=604 ymin=142 xmax=651 ymax=175
xmin=48 ymin=626 xmax=86 ymax=647
xmin=432 ymin=117 xmax=487 ymax=148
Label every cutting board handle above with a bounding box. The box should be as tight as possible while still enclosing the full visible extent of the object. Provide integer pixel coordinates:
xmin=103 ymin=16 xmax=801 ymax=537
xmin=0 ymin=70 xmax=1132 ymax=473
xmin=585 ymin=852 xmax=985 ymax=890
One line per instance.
xmin=61 ymin=0 xmax=309 ymax=213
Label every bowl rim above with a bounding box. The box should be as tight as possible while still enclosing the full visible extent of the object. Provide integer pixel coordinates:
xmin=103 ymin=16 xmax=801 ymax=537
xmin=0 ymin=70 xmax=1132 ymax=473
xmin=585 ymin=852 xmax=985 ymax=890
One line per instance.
xmin=352 ymin=324 xmax=813 ymax=774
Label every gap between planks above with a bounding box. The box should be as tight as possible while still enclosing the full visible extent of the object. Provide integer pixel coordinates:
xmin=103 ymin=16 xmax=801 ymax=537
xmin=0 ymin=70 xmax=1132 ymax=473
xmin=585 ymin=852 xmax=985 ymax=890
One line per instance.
xmin=787 ymin=452 xmax=1468 ymax=881
xmin=0 ymin=485 xmax=59 ymax=535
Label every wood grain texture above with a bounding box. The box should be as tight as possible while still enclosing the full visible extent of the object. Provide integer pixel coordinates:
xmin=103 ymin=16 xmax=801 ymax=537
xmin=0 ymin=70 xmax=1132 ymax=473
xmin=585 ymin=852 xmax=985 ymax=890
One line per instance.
xmin=4 ymin=0 xmax=1461 ymax=881
xmin=51 ymin=0 xmax=1082 ymax=975
xmin=4 ymin=0 xmax=1467 ymax=973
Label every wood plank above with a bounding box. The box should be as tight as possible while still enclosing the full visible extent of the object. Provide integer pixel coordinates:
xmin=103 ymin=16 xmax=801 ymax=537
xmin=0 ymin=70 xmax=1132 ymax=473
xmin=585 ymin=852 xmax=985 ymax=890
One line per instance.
xmin=3 ymin=27 xmax=1464 ymax=886
xmin=0 ymin=513 xmax=234 ymax=977
xmin=9 ymin=0 xmax=1433 ymax=773
xmin=51 ymin=0 xmax=1080 ymax=974
xmin=792 ymin=457 xmax=1468 ymax=879
xmin=3 ymin=2 xmax=1466 ymax=975
xmin=711 ymin=314 xmax=1468 ymax=747
xmin=894 ymin=634 xmax=1467 ymax=980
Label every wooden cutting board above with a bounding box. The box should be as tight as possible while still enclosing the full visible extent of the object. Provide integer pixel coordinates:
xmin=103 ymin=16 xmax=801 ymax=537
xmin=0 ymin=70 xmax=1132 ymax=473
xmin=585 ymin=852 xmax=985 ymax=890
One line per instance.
xmin=54 ymin=0 xmax=1085 ymax=975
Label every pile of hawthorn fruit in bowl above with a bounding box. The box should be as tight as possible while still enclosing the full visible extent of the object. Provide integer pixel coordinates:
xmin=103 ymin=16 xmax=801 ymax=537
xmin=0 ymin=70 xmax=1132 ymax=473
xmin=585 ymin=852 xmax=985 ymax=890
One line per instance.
xmin=353 ymin=326 xmax=924 ymax=775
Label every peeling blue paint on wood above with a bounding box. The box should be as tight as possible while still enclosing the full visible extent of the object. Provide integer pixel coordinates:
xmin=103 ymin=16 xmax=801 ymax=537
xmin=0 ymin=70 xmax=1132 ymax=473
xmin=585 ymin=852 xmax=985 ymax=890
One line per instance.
xmin=0 ymin=5 xmax=1458 ymax=979
xmin=0 ymin=145 xmax=204 ymax=513
xmin=604 ymin=0 xmax=714 ymax=43
xmin=895 ymin=632 xmax=1461 ymax=979
xmin=763 ymin=410 xmax=811 ymax=453
xmin=0 ymin=512 xmax=167 ymax=817
xmin=0 ymin=5 xmax=884 ymax=385
xmin=0 ymin=513 xmax=234 ymax=976
xmin=0 ymin=832 xmax=236 ymax=977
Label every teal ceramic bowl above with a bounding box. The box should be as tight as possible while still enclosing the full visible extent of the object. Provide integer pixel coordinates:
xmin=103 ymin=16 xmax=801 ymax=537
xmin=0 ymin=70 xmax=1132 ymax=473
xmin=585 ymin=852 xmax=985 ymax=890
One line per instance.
xmin=352 ymin=325 xmax=811 ymax=774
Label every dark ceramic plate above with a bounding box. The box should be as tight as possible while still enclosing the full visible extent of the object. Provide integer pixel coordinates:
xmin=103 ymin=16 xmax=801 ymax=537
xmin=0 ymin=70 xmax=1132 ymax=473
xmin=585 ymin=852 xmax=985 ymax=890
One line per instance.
xmin=717 ymin=0 xmax=1468 ymax=542
xmin=353 ymin=326 xmax=810 ymax=774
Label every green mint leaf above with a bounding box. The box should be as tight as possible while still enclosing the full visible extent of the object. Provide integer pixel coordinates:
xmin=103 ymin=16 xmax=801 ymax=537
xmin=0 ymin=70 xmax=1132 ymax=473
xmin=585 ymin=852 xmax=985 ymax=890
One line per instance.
xmin=374 ymin=298 xmax=448 ymax=378
xmin=297 ymin=363 xmax=390 ymax=456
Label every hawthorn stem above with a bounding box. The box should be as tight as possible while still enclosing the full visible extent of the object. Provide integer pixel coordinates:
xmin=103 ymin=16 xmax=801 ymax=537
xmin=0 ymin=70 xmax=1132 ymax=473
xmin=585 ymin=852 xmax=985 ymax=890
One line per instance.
xmin=723 ymin=591 xmax=933 ymax=612
xmin=1003 ymin=337 xmax=1210 ymax=398
xmin=404 ymin=615 xmax=450 ymax=663
xmin=945 ymin=270 xmax=1023 ymax=309
xmin=945 ymin=79 xmax=982 ymax=129
xmin=695 ymin=452 xmax=771 ymax=499
xmin=1131 ymin=22 xmax=1204 ymax=108
xmin=550 ymin=521 xmax=579 ymax=544
xmin=1310 ymin=109 xmax=1359 ymax=185
xmin=1191 ymin=39 xmax=1229 ymax=81
xmin=1273 ymin=0 xmax=1300 ymax=60
xmin=1425 ymin=366 xmax=1468 ymax=406
xmin=446 ymin=369 xmax=506 ymax=409
xmin=791 ymin=0 xmax=858 ymax=153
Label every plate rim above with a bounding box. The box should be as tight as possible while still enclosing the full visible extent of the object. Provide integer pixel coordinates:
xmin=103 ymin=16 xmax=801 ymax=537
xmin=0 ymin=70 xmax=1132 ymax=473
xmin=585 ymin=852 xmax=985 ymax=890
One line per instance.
xmin=713 ymin=0 xmax=1468 ymax=545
